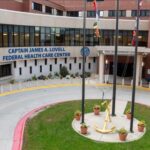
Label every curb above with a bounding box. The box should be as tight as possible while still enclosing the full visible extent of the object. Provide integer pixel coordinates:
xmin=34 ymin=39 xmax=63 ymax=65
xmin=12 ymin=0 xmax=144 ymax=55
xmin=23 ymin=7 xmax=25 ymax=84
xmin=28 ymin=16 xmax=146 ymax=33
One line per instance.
xmin=1 ymin=83 xmax=150 ymax=97
xmin=12 ymin=104 xmax=49 ymax=150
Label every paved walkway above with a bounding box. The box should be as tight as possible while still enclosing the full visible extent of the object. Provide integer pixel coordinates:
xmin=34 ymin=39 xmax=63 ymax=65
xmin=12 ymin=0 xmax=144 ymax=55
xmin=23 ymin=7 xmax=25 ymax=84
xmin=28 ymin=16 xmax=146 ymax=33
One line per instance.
xmin=72 ymin=112 xmax=145 ymax=143
xmin=0 ymin=81 xmax=150 ymax=150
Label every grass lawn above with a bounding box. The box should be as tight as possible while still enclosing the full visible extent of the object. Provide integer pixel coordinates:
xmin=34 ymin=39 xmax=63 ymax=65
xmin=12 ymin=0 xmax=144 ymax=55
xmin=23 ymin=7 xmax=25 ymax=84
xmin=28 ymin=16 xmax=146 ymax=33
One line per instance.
xmin=23 ymin=100 xmax=150 ymax=150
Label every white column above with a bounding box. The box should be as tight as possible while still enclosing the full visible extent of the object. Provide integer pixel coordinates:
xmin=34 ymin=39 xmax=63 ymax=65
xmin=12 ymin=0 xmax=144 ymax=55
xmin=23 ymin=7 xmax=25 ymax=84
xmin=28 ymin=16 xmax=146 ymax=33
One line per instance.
xmin=53 ymin=9 xmax=57 ymax=15
xmin=79 ymin=11 xmax=83 ymax=17
xmin=136 ymin=54 xmax=142 ymax=86
xmin=126 ymin=10 xmax=131 ymax=17
xmin=63 ymin=11 xmax=67 ymax=16
xmin=42 ymin=5 xmax=45 ymax=13
xmin=103 ymin=11 xmax=108 ymax=17
xmin=99 ymin=53 xmax=104 ymax=83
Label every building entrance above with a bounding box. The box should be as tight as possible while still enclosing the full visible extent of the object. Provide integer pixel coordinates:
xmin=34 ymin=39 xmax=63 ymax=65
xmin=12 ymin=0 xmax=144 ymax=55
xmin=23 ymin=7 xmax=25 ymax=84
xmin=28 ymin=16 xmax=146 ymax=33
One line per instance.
xmin=109 ymin=62 xmax=133 ymax=77
xmin=0 ymin=64 xmax=12 ymax=78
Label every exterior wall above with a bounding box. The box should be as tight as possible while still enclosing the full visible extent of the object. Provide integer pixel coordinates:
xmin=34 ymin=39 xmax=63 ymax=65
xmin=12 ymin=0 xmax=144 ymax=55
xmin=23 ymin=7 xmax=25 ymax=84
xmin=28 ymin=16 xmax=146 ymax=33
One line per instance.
xmin=0 ymin=0 xmax=23 ymax=11
xmin=12 ymin=57 xmax=97 ymax=81
xmin=27 ymin=0 xmax=65 ymax=13
xmin=0 ymin=8 xmax=149 ymax=82
xmin=0 ymin=0 xmax=149 ymax=19
xmin=0 ymin=9 xmax=149 ymax=31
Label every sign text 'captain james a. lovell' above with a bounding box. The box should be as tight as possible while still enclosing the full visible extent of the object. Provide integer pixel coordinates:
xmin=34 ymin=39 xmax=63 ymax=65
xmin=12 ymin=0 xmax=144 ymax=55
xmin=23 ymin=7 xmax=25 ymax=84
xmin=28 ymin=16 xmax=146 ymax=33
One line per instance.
xmin=1 ymin=47 xmax=71 ymax=61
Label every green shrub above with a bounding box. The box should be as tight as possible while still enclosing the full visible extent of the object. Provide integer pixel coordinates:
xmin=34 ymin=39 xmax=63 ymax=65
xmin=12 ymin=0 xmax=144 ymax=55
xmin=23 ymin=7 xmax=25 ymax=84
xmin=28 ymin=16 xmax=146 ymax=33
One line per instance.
xmin=75 ymin=72 xmax=79 ymax=77
xmin=10 ymin=80 xmax=15 ymax=84
xmin=85 ymin=72 xmax=91 ymax=78
xmin=54 ymin=72 xmax=60 ymax=77
xmin=48 ymin=73 xmax=52 ymax=79
xmin=59 ymin=66 xmax=69 ymax=77
xmin=32 ymin=75 xmax=37 ymax=81
xmin=117 ymin=128 xmax=128 ymax=134
xmin=80 ymin=72 xmax=91 ymax=78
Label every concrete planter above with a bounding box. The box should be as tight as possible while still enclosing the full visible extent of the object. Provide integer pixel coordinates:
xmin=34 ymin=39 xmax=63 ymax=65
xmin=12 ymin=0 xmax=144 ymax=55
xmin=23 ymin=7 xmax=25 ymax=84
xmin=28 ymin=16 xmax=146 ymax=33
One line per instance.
xmin=80 ymin=126 xmax=88 ymax=134
xmin=75 ymin=115 xmax=81 ymax=121
xmin=119 ymin=133 xmax=128 ymax=141
xmin=138 ymin=125 xmax=145 ymax=132
xmin=93 ymin=108 xmax=100 ymax=115
xmin=126 ymin=113 xmax=131 ymax=120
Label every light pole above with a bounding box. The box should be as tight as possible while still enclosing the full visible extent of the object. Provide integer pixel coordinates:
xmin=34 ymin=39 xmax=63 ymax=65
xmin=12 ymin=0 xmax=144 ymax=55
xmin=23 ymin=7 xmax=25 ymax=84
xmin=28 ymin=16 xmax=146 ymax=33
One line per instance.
xmin=112 ymin=0 xmax=119 ymax=116
xmin=81 ymin=0 xmax=87 ymax=124
xmin=105 ymin=59 xmax=109 ymax=83
xmin=130 ymin=0 xmax=141 ymax=133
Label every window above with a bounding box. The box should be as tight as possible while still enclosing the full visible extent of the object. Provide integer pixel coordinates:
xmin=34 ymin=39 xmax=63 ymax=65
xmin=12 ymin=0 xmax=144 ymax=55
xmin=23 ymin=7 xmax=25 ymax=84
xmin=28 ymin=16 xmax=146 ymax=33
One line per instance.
xmin=59 ymin=64 xmax=62 ymax=70
xmin=87 ymin=11 xmax=96 ymax=18
xmin=93 ymin=57 xmax=96 ymax=63
xmin=132 ymin=10 xmax=150 ymax=17
xmin=19 ymin=26 xmax=25 ymax=46
xmin=45 ymin=59 xmax=47 ymax=65
xmin=0 ymin=24 xmax=148 ymax=48
xmin=51 ymin=28 xmax=55 ymax=46
xmin=55 ymin=58 xmax=57 ymax=64
xmin=45 ymin=27 xmax=51 ymax=46
xmin=75 ymin=29 xmax=80 ymax=46
xmin=79 ymin=63 xmax=81 ymax=70
xmin=119 ymin=10 xmax=126 ymax=17
xmin=3 ymin=25 xmax=8 ymax=47
xmin=108 ymin=10 xmax=115 ymax=17
xmin=35 ymin=60 xmax=37 ymax=66
xmin=74 ymin=57 xmax=77 ymax=63
xmin=40 ymin=65 xmax=42 ymax=73
xmin=0 ymin=64 xmax=11 ymax=77
xmin=8 ymin=25 xmax=13 ymax=47
xmin=131 ymin=10 xmax=137 ymax=17
xmin=35 ymin=27 xmax=40 ymax=46
xmin=19 ymin=67 xmax=22 ymax=75
xmin=40 ymin=27 xmax=45 ymax=46
xmin=108 ymin=10 xmax=126 ymax=17
xmin=46 ymin=6 xmax=52 ymax=14
xmin=88 ymin=63 xmax=91 ymax=70
xmin=30 ymin=26 xmax=35 ymax=46
xmin=140 ymin=10 xmax=150 ymax=17
xmin=14 ymin=61 xmax=16 ymax=68
xmin=25 ymin=26 xmax=30 ymax=46
xmin=30 ymin=66 xmax=32 ymax=74
xmin=67 ymin=11 xmax=79 ymax=17
xmin=69 ymin=63 xmax=72 ymax=70
xmin=65 ymin=58 xmax=67 ymax=64
xmin=24 ymin=60 xmax=27 ymax=67
xmin=57 ymin=10 xmax=63 ymax=16
xmin=55 ymin=28 xmax=64 ymax=46
xmin=14 ymin=26 xmax=19 ymax=47
xmin=70 ymin=28 xmax=75 ymax=46
xmin=50 ymin=64 xmax=52 ymax=71
xmin=32 ymin=2 xmax=42 ymax=11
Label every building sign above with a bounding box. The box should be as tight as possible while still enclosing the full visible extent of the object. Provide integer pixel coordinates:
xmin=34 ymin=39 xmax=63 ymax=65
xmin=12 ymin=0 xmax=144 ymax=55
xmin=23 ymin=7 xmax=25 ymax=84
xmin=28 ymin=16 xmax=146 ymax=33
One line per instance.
xmin=80 ymin=47 xmax=90 ymax=57
xmin=1 ymin=47 xmax=71 ymax=61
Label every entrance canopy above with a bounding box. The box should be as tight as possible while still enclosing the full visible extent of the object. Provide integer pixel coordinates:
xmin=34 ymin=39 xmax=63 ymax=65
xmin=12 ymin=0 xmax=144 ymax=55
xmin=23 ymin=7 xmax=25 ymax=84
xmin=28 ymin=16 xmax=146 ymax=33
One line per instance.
xmin=96 ymin=46 xmax=150 ymax=56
